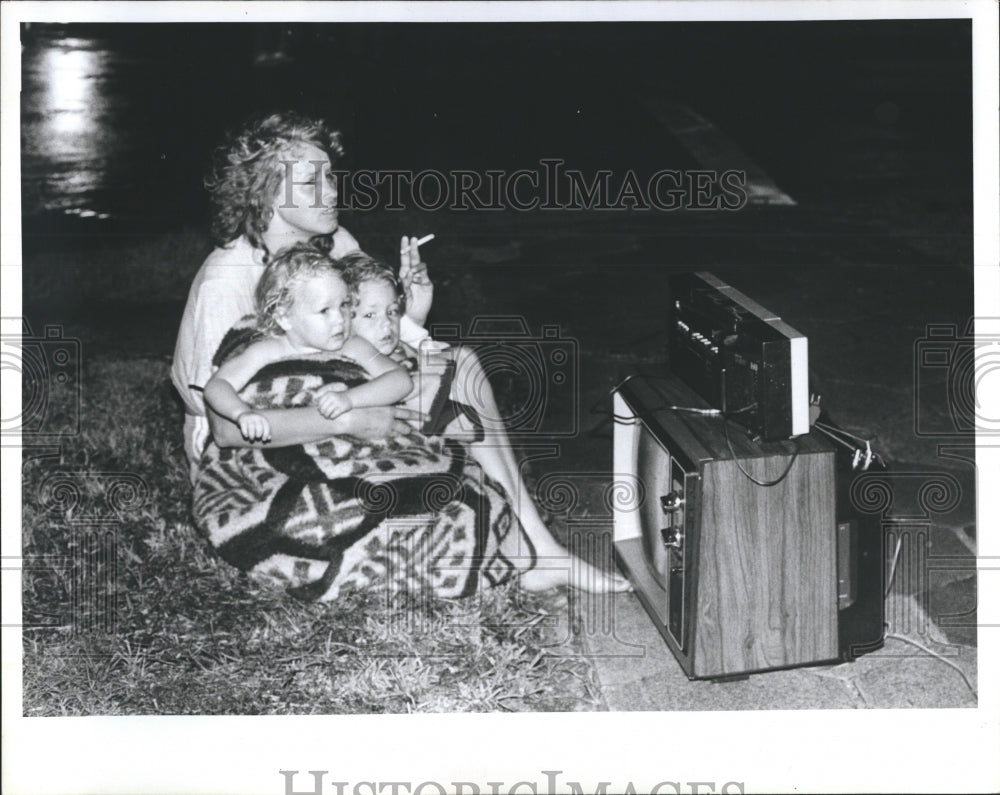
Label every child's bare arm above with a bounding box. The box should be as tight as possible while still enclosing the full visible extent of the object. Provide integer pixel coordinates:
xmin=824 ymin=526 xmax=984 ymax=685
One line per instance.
xmin=204 ymin=340 xmax=281 ymax=441
xmin=339 ymin=336 xmax=414 ymax=409
xmin=204 ymin=341 xmax=271 ymax=418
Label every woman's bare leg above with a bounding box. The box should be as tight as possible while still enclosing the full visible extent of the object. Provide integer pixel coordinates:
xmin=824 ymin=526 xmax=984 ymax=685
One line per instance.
xmin=448 ymin=346 xmax=630 ymax=593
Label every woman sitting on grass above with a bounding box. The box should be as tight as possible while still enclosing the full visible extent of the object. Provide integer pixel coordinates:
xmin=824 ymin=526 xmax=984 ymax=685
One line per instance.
xmin=172 ymin=111 xmax=629 ymax=596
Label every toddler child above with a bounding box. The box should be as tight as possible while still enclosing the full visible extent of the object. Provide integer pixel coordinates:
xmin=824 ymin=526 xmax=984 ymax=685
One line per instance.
xmin=340 ymin=251 xmax=483 ymax=440
xmin=204 ymin=245 xmax=413 ymax=443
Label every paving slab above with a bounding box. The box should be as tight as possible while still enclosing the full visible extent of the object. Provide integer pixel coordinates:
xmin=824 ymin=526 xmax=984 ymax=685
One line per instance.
xmin=918 ymin=575 xmax=978 ymax=647
xmin=577 ymin=589 xmax=978 ymax=712
xmin=848 ymin=641 xmax=978 ymax=709
xmin=577 ymin=593 xmax=860 ymax=711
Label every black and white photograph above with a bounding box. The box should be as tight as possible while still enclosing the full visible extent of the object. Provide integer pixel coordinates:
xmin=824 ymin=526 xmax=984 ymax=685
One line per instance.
xmin=3 ymin=1 xmax=998 ymax=793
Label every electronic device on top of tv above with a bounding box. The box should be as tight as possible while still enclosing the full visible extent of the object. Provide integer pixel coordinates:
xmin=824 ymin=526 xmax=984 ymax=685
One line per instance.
xmin=668 ymin=271 xmax=810 ymax=441
xmin=611 ymin=271 xmax=884 ymax=680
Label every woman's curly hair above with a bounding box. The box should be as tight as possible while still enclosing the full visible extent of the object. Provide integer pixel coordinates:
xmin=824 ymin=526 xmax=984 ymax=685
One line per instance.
xmin=254 ymin=243 xmax=344 ymax=337
xmin=205 ymin=112 xmax=344 ymax=259
xmin=339 ymin=251 xmax=406 ymax=311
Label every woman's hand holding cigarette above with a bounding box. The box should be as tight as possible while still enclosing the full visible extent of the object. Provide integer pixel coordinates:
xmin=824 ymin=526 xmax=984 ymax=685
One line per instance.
xmin=400 ymin=234 xmax=435 ymax=328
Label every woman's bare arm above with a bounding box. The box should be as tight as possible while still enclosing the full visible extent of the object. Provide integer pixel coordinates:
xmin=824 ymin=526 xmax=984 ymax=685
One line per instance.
xmin=208 ymin=402 xmax=425 ymax=448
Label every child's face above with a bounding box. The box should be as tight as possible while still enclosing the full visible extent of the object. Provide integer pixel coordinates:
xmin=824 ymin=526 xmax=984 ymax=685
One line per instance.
xmin=351 ymin=280 xmax=401 ymax=355
xmin=278 ymin=271 xmax=353 ymax=352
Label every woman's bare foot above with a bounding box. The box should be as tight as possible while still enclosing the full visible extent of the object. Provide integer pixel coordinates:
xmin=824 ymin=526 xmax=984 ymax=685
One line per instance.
xmin=518 ymin=554 xmax=632 ymax=593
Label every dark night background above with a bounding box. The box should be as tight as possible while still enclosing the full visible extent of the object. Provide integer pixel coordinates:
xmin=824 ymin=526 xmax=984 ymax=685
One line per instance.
xmin=21 ymin=21 xmax=971 ymax=245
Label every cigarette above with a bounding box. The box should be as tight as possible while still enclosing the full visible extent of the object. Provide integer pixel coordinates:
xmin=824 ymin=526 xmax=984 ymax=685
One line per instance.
xmin=401 ymin=234 xmax=435 ymax=253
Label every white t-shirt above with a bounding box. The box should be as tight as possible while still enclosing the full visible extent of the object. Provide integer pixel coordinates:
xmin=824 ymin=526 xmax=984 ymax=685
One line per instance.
xmin=172 ymin=228 xmax=428 ymax=471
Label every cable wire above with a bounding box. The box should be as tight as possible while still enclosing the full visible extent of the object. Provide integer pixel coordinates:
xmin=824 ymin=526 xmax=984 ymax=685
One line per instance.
xmin=885 ymin=632 xmax=977 ymax=697
xmin=884 ymin=536 xmax=904 ymax=599
xmin=722 ymin=416 xmax=801 ymax=487
xmin=597 ymin=374 xmax=723 ymax=425
xmin=604 ymin=374 xmax=801 ymax=486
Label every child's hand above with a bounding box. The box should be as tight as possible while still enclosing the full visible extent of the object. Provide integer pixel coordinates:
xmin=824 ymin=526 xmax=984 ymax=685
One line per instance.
xmin=237 ymin=411 xmax=271 ymax=443
xmin=317 ymin=388 xmax=354 ymax=420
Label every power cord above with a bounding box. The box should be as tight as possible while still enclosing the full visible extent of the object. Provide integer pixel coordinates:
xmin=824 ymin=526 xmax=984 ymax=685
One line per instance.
xmin=884 ymin=633 xmax=977 ymax=698
xmin=601 ymin=374 xmax=800 ymax=487
xmin=810 ymin=397 xmax=885 ymax=471
xmin=721 ymin=415 xmax=801 ymax=487
xmin=594 ymin=374 xmax=723 ymax=425
xmin=882 ymin=536 xmax=976 ymax=697
xmin=884 ymin=536 xmax=904 ymax=599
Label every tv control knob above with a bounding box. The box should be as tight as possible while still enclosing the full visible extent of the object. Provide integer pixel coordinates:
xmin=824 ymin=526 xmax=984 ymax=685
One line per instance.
xmin=660 ymin=492 xmax=685 ymax=513
xmin=659 ymin=526 xmax=684 ymax=550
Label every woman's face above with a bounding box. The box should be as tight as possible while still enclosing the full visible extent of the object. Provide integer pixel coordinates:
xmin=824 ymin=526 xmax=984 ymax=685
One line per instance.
xmin=351 ymin=280 xmax=402 ymax=355
xmin=269 ymin=142 xmax=339 ymax=241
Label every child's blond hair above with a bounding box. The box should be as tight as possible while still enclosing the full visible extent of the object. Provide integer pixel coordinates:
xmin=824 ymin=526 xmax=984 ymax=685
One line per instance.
xmin=255 ymin=244 xmax=343 ymax=336
xmin=339 ymin=251 xmax=406 ymax=311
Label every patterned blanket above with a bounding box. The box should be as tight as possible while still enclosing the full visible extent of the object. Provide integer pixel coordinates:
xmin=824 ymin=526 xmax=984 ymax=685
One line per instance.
xmin=192 ymin=322 xmax=519 ymax=601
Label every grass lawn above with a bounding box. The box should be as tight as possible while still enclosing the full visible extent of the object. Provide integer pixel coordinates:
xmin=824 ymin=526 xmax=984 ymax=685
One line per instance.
xmin=20 ymin=229 xmax=603 ymax=715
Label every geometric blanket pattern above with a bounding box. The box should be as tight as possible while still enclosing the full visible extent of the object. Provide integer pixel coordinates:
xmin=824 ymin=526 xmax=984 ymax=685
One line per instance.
xmin=192 ymin=320 xmax=520 ymax=601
